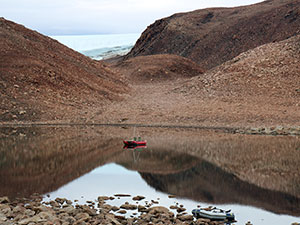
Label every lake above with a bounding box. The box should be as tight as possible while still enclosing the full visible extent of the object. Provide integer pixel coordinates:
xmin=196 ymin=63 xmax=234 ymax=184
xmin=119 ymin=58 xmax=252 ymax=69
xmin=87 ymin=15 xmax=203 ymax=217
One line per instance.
xmin=0 ymin=125 xmax=299 ymax=225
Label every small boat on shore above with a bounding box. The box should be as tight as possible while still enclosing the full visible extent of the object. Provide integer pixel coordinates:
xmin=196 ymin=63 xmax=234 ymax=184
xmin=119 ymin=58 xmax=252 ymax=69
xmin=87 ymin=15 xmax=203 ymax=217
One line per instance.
xmin=123 ymin=142 xmax=147 ymax=150
xmin=192 ymin=208 xmax=235 ymax=221
xmin=123 ymin=137 xmax=147 ymax=148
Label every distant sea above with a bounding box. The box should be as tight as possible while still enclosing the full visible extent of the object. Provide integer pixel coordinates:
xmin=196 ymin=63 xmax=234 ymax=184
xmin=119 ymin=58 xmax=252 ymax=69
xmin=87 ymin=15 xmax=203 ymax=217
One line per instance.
xmin=51 ymin=33 xmax=140 ymax=60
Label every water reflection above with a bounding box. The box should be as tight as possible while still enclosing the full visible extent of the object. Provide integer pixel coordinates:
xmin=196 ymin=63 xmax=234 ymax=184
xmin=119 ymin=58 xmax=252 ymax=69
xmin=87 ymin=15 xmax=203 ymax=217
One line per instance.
xmin=0 ymin=126 xmax=124 ymax=198
xmin=117 ymin=147 xmax=300 ymax=216
xmin=0 ymin=126 xmax=299 ymax=219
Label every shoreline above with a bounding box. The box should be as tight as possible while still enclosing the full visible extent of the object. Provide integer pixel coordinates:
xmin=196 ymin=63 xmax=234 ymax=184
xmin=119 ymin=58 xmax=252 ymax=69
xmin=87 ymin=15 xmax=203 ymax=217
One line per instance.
xmin=0 ymin=123 xmax=299 ymax=136
xmin=0 ymin=195 xmax=246 ymax=225
xmin=1 ymin=194 xmax=299 ymax=225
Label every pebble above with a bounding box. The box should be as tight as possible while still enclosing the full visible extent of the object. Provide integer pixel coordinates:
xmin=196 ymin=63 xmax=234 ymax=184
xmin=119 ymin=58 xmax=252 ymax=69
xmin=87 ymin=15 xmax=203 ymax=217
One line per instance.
xmin=97 ymin=196 xmax=110 ymax=202
xmin=114 ymin=194 xmax=131 ymax=197
xmin=120 ymin=203 xmax=137 ymax=210
xmin=132 ymin=195 xmax=145 ymax=201
xmin=117 ymin=210 xmax=127 ymax=214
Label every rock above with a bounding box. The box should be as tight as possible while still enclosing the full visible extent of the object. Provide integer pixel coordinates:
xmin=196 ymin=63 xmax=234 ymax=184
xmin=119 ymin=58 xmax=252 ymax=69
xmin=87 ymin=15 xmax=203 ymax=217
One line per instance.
xmin=117 ymin=210 xmax=127 ymax=214
xmin=120 ymin=203 xmax=137 ymax=210
xmin=24 ymin=209 xmax=35 ymax=216
xmin=0 ymin=212 xmax=6 ymax=221
xmin=105 ymin=214 xmax=121 ymax=225
xmin=1 ymin=206 xmax=11 ymax=216
xmin=12 ymin=205 xmax=25 ymax=213
xmin=151 ymin=200 xmax=159 ymax=204
xmin=196 ymin=218 xmax=211 ymax=225
xmin=74 ymin=221 xmax=87 ymax=225
xmin=119 ymin=118 xmax=129 ymax=122
xmin=0 ymin=197 xmax=9 ymax=204
xmin=66 ymin=200 xmax=72 ymax=205
xmin=148 ymin=206 xmax=174 ymax=218
xmin=99 ymin=204 xmax=113 ymax=213
xmin=55 ymin=197 xmax=68 ymax=205
xmin=34 ymin=205 xmax=52 ymax=214
xmin=138 ymin=205 xmax=148 ymax=212
xmin=132 ymin=195 xmax=145 ymax=201
xmin=75 ymin=213 xmax=90 ymax=221
xmin=63 ymin=216 xmax=76 ymax=224
xmin=177 ymin=214 xmax=193 ymax=221
xmin=177 ymin=207 xmax=186 ymax=213
xmin=139 ymin=213 xmax=152 ymax=222
xmin=18 ymin=212 xmax=57 ymax=225
xmin=81 ymin=205 xmax=97 ymax=216
xmin=0 ymin=204 xmax=11 ymax=213
xmin=111 ymin=206 xmax=120 ymax=212
xmin=115 ymin=215 xmax=126 ymax=221
xmin=169 ymin=205 xmax=178 ymax=210
xmin=38 ymin=211 xmax=59 ymax=222
xmin=97 ymin=196 xmax=110 ymax=202
xmin=114 ymin=194 xmax=131 ymax=197
xmin=49 ymin=200 xmax=60 ymax=208
xmin=174 ymin=218 xmax=187 ymax=224
xmin=246 ymin=222 xmax=253 ymax=225
xmin=127 ymin=218 xmax=135 ymax=225
xmin=61 ymin=205 xmax=76 ymax=215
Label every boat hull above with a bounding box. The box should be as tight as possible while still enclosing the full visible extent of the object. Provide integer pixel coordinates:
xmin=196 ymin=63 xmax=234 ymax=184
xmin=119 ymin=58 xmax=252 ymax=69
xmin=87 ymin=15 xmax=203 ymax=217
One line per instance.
xmin=192 ymin=209 xmax=235 ymax=221
xmin=123 ymin=140 xmax=147 ymax=147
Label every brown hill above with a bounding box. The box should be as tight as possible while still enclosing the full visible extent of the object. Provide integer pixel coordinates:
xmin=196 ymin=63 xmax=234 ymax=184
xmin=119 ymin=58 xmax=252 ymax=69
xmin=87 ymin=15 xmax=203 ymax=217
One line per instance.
xmin=176 ymin=34 xmax=300 ymax=99
xmin=126 ymin=0 xmax=300 ymax=70
xmin=171 ymin=35 xmax=300 ymax=126
xmin=0 ymin=18 xmax=127 ymax=122
xmin=99 ymin=35 xmax=299 ymax=128
xmin=111 ymin=54 xmax=204 ymax=83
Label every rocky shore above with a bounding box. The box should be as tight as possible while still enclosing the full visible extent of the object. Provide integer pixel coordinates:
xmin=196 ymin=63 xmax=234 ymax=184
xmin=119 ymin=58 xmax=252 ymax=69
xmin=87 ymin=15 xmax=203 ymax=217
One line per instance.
xmin=236 ymin=126 xmax=300 ymax=136
xmin=0 ymin=195 xmax=242 ymax=225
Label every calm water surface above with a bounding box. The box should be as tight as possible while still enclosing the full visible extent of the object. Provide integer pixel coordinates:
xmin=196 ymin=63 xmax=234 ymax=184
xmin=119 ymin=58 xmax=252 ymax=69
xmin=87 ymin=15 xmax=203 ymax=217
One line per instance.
xmin=0 ymin=126 xmax=299 ymax=225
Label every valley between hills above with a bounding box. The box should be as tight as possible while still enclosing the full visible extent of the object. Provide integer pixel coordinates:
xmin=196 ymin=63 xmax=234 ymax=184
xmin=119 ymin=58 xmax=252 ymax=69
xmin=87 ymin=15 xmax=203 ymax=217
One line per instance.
xmin=1 ymin=1 xmax=300 ymax=224
xmin=0 ymin=0 xmax=299 ymax=134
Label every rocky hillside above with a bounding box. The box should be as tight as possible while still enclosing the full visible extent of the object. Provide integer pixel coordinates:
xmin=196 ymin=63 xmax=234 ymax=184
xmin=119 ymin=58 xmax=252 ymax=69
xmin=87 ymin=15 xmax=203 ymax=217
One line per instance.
xmin=112 ymin=54 xmax=204 ymax=83
xmin=0 ymin=18 xmax=127 ymax=122
xmin=126 ymin=0 xmax=300 ymax=70
xmin=175 ymin=34 xmax=300 ymax=99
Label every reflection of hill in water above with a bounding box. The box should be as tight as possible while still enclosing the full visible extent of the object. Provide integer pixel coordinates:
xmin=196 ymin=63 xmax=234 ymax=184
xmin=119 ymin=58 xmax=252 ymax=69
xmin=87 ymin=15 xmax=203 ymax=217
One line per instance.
xmin=116 ymin=148 xmax=200 ymax=174
xmin=0 ymin=126 xmax=123 ymax=198
xmin=1 ymin=126 xmax=299 ymax=216
xmin=116 ymin=149 xmax=300 ymax=216
xmin=141 ymin=161 xmax=300 ymax=216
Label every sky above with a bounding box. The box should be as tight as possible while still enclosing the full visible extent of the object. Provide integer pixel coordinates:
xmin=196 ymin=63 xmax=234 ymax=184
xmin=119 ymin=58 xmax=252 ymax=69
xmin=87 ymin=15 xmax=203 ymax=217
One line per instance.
xmin=0 ymin=0 xmax=263 ymax=35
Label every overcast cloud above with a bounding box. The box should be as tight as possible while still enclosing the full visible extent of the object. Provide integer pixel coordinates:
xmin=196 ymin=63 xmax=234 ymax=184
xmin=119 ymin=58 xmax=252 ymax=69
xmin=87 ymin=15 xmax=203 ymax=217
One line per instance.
xmin=0 ymin=0 xmax=263 ymax=35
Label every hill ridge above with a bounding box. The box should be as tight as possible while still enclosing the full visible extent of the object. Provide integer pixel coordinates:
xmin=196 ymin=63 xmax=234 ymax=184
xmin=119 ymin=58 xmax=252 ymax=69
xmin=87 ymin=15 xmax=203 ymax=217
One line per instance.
xmin=126 ymin=0 xmax=300 ymax=69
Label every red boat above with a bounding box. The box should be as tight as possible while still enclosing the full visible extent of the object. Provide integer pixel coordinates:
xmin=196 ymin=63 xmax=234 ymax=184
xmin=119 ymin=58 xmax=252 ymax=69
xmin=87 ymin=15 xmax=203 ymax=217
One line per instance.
xmin=123 ymin=140 xmax=147 ymax=147
xmin=123 ymin=136 xmax=147 ymax=148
